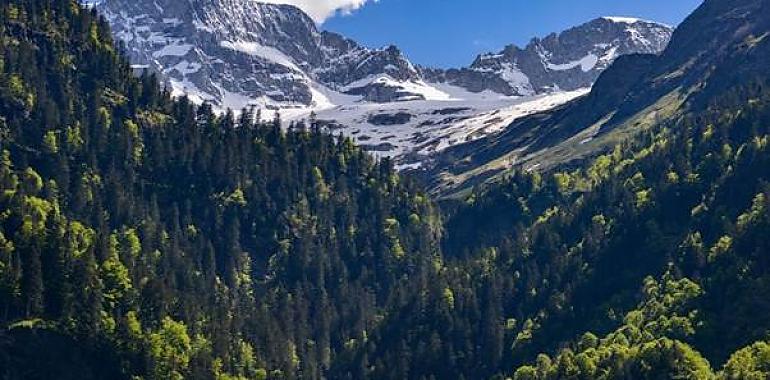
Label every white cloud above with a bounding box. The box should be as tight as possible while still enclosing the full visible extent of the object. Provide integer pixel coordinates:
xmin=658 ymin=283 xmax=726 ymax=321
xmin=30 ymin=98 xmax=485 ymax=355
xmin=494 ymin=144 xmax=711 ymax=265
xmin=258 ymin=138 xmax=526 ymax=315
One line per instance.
xmin=259 ymin=0 xmax=375 ymax=23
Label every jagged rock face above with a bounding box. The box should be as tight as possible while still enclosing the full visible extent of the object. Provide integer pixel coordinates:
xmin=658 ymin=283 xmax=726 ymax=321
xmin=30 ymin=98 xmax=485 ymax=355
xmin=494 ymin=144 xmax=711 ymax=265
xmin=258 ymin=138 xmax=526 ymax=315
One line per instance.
xmin=100 ymin=0 xmax=673 ymax=109
xmin=316 ymin=36 xmax=418 ymax=87
xmin=99 ymin=0 xmax=421 ymax=108
xmin=423 ymin=17 xmax=673 ymax=96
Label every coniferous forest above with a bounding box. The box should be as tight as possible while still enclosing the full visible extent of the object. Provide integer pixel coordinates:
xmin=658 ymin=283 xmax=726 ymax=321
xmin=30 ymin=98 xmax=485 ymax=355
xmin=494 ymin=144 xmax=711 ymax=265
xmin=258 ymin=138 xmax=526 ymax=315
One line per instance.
xmin=2 ymin=0 xmax=770 ymax=379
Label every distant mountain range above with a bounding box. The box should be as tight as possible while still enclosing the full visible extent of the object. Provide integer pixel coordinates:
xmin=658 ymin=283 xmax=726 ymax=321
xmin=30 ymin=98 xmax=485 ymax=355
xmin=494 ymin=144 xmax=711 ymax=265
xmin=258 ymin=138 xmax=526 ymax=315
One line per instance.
xmin=99 ymin=0 xmax=671 ymax=106
xmin=97 ymin=0 xmax=672 ymax=164
xmin=421 ymin=17 xmax=671 ymax=96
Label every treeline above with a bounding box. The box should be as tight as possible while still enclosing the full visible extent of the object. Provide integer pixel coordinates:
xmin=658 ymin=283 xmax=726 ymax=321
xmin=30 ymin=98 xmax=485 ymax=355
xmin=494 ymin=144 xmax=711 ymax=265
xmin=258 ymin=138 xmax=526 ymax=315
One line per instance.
xmin=0 ymin=1 xmax=440 ymax=379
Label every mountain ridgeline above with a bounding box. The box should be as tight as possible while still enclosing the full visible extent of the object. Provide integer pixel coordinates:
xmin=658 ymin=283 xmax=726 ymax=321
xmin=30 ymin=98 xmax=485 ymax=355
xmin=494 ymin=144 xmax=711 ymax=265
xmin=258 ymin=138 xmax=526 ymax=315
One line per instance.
xmin=98 ymin=0 xmax=424 ymax=106
xmin=421 ymin=17 xmax=671 ymax=96
xmin=97 ymin=0 xmax=672 ymax=108
xmin=3 ymin=0 xmax=770 ymax=380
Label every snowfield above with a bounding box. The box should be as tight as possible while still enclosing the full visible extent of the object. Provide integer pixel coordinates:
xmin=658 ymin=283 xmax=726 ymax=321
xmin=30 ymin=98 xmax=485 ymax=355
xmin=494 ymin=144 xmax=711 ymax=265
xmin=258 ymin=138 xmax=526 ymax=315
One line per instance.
xmin=282 ymin=83 xmax=589 ymax=168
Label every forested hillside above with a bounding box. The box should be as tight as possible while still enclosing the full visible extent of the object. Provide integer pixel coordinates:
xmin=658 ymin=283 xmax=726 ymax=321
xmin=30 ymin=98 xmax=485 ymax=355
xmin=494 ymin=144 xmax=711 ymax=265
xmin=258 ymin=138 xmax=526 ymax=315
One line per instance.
xmin=439 ymin=82 xmax=770 ymax=379
xmin=0 ymin=1 xmax=440 ymax=378
xmin=2 ymin=0 xmax=770 ymax=379
xmin=332 ymin=0 xmax=770 ymax=378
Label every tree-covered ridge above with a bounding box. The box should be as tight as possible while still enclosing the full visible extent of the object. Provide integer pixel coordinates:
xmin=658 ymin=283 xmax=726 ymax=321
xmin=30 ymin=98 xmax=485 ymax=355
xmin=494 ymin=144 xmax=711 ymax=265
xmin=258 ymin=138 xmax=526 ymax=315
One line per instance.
xmin=0 ymin=1 xmax=440 ymax=378
xmin=442 ymin=82 xmax=770 ymax=377
xmin=330 ymin=49 xmax=770 ymax=380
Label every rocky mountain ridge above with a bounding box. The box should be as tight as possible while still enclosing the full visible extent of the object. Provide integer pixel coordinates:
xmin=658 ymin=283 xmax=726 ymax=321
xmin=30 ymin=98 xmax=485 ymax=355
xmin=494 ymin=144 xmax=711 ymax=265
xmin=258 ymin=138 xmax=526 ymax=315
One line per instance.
xmin=99 ymin=0 xmax=425 ymax=108
xmin=98 ymin=0 xmax=673 ymax=109
xmin=422 ymin=17 xmax=672 ymax=96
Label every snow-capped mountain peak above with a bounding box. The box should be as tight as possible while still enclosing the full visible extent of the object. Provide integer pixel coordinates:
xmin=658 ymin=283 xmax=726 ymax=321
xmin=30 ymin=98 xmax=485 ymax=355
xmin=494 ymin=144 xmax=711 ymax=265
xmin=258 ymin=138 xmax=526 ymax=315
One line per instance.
xmin=99 ymin=0 xmax=422 ymax=109
xmin=423 ymin=17 xmax=673 ymax=96
xmin=602 ymin=16 xmax=645 ymax=24
xmin=98 ymin=1 xmax=674 ymax=166
xmin=601 ymin=16 xmax=671 ymax=27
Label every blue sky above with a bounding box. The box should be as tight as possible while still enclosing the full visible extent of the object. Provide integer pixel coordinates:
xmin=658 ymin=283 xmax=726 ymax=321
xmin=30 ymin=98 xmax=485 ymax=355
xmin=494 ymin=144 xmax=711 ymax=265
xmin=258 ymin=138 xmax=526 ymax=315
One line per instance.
xmin=321 ymin=0 xmax=704 ymax=68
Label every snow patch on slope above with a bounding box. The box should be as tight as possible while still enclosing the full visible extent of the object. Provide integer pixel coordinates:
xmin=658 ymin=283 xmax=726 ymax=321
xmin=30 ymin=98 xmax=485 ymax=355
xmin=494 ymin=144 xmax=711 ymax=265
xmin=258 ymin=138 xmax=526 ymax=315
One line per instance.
xmin=546 ymin=53 xmax=599 ymax=72
xmin=220 ymin=41 xmax=304 ymax=73
xmin=152 ymin=42 xmax=194 ymax=58
xmin=499 ymin=63 xmax=535 ymax=96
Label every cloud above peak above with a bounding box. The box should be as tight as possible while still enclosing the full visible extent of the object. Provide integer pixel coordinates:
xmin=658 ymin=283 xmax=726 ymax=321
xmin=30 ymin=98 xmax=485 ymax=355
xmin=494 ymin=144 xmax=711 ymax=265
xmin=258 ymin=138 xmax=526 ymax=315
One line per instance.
xmin=259 ymin=0 xmax=375 ymax=23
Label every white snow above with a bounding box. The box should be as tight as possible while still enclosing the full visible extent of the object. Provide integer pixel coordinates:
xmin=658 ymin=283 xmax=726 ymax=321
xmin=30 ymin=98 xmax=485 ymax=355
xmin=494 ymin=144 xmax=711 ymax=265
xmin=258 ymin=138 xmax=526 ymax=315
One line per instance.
xmin=283 ymin=84 xmax=589 ymax=163
xmin=499 ymin=63 xmax=535 ymax=96
xmin=162 ymin=65 xmax=588 ymax=166
xmin=169 ymin=78 xmax=210 ymax=105
xmin=602 ymin=16 xmax=644 ymax=24
xmin=388 ymin=80 xmax=455 ymax=101
xmin=469 ymin=60 xmax=535 ymax=97
xmin=603 ymin=16 xmax=672 ymax=29
xmin=151 ymin=42 xmax=193 ymax=58
xmin=546 ymin=53 xmax=599 ymax=72
xmin=429 ymin=83 xmax=511 ymax=101
xmin=396 ymin=162 xmax=423 ymax=171
xmin=343 ymin=75 xmax=456 ymax=101
xmin=162 ymin=18 xmax=182 ymax=26
xmin=169 ymin=77 xmax=273 ymax=112
xmin=220 ymin=41 xmax=304 ymax=73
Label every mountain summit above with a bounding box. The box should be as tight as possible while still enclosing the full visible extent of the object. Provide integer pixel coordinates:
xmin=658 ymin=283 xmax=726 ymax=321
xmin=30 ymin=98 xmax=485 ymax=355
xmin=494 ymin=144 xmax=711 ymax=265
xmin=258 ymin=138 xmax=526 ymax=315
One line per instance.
xmin=423 ymin=17 xmax=672 ymax=96
xmin=99 ymin=0 xmax=421 ymax=108
xmin=98 ymin=0 xmax=673 ymax=110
